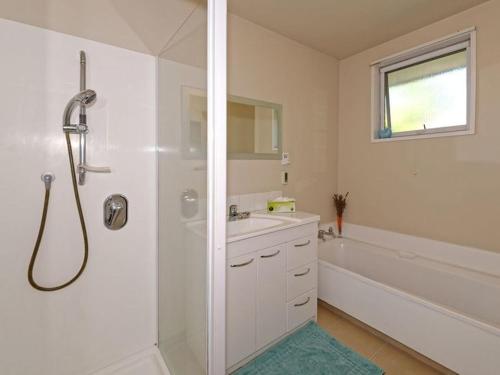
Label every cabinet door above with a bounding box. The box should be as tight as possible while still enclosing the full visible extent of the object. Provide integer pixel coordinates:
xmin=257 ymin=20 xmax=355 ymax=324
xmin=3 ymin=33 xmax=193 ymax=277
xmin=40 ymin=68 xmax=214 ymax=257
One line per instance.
xmin=256 ymin=245 xmax=287 ymax=349
xmin=227 ymin=253 xmax=257 ymax=368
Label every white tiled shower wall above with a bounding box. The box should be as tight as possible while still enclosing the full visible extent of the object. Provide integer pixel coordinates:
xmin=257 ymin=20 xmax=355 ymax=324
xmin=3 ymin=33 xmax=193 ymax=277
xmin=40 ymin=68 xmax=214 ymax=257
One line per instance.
xmin=0 ymin=19 xmax=156 ymax=375
xmin=227 ymin=190 xmax=283 ymax=213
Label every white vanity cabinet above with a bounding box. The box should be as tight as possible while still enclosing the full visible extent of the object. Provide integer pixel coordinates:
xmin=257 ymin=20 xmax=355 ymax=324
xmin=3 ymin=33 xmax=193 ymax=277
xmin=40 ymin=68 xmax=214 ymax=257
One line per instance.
xmin=226 ymin=221 xmax=318 ymax=370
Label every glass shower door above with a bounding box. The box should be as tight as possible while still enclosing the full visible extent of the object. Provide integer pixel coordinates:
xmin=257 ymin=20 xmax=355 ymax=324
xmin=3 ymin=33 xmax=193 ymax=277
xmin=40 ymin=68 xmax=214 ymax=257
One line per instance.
xmin=157 ymin=0 xmax=226 ymax=374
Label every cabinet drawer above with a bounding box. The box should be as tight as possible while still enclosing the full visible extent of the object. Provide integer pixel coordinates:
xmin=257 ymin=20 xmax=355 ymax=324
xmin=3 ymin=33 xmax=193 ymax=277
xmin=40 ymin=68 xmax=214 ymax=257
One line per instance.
xmin=287 ymin=262 xmax=317 ymax=302
xmin=287 ymin=289 xmax=317 ymax=331
xmin=287 ymin=235 xmax=317 ymax=270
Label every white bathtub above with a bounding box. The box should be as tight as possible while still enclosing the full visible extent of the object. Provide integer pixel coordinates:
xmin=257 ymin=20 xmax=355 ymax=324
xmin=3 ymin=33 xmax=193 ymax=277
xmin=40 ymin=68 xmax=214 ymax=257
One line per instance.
xmin=318 ymin=224 xmax=500 ymax=375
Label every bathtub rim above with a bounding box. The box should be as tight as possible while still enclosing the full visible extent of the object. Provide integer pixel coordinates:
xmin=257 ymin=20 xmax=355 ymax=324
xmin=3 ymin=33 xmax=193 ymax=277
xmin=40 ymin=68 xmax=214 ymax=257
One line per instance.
xmin=318 ymin=258 xmax=500 ymax=338
xmin=319 ymin=222 xmax=500 ymax=278
xmin=321 ymin=236 xmax=500 ymax=285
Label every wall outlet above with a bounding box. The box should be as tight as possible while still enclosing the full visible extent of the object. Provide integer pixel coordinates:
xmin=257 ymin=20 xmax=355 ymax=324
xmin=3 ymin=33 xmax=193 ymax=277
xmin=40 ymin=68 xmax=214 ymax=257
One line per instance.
xmin=281 ymin=171 xmax=288 ymax=185
xmin=281 ymin=152 xmax=290 ymax=165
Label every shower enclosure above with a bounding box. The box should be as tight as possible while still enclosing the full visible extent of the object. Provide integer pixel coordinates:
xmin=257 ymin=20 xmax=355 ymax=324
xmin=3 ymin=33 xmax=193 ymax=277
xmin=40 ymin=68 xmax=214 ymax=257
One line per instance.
xmin=158 ymin=1 xmax=227 ymax=374
xmin=0 ymin=0 xmax=226 ymax=374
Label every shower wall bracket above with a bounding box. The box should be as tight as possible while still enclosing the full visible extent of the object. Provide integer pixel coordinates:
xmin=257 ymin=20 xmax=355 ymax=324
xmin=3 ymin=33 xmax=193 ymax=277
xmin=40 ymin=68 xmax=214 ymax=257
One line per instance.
xmin=77 ymin=50 xmax=110 ymax=185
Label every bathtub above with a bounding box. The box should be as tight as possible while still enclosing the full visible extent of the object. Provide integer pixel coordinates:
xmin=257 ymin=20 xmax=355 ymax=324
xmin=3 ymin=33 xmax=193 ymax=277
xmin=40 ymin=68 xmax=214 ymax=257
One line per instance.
xmin=318 ymin=224 xmax=500 ymax=375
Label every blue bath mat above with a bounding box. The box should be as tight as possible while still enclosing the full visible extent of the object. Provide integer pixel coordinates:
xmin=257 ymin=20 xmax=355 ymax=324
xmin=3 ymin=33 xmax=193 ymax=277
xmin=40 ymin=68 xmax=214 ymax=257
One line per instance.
xmin=233 ymin=321 xmax=384 ymax=375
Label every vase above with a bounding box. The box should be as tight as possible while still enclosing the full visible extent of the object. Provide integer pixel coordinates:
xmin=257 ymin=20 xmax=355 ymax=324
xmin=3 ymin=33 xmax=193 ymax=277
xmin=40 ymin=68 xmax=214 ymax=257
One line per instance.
xmin=336 ymin=215 xmax=343 ymax=237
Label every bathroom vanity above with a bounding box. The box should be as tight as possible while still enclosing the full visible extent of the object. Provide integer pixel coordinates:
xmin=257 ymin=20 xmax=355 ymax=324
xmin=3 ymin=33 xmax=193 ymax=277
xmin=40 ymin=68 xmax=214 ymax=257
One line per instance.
xmin=226 ymin=211 xmax=320 ymax=371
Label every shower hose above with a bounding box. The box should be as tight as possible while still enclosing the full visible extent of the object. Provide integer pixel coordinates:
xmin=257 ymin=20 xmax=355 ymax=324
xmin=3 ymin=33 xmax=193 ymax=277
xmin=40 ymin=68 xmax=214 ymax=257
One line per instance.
xmin=28 ymin=133 xmax=88 ymax=291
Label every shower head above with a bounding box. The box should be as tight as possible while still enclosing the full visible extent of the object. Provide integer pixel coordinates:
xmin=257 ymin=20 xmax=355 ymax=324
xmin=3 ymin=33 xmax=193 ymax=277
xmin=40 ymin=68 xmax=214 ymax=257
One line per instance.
xmin=62 ymin=89 xmax=97 ymax=127
xmin=77 ymin=89 xmax=96 ymax=105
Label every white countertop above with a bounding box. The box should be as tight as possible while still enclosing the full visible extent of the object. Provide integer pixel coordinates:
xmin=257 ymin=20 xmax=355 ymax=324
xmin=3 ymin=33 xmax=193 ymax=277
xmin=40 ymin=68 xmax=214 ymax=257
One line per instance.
xmin=185 ymin=210 xmax=320 ymax=243
xmin=227 ymin=210 xmax=320 ymax=243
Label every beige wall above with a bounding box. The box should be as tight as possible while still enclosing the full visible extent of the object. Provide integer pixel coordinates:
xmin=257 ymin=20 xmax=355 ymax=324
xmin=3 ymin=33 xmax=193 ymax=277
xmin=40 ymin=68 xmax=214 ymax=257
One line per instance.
xmin=338 ymin=0 xmax=500 ymax=252
xmin=228 ymin=15 xmax=339 ymax=222
xmin=0 ymin=4 xmax=340 ymax=223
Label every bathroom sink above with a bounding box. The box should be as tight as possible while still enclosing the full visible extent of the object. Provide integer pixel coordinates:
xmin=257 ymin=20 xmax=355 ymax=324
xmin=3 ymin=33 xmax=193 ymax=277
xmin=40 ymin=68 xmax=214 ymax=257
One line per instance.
xmin=184 ymin=211 xmax=318 ymax=243
xmin=186 ymin=214 xmax=299 ymax=240
xmin=227 ymin=217 xmax=285 ymax=237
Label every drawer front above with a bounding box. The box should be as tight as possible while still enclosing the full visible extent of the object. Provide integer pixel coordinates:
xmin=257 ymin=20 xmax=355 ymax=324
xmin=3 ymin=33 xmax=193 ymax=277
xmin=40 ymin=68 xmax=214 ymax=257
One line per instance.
xmin=287 ymin=289 xmax=317 ymax=331
xmin=287 ymin=235 xmax=317 ymax=271
xmin=287 ymin=262 xmax=317 ymax=302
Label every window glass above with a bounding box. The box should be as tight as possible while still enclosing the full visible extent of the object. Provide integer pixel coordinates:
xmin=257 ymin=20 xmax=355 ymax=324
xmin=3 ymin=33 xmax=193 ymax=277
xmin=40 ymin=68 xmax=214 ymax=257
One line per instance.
xmin=384 ymin=49 xmax=467 ymax=134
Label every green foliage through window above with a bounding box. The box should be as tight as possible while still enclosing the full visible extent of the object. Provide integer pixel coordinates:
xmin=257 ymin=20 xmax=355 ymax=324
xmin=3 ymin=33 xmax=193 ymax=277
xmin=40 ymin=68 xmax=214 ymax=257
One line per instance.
xmin=384 ymin=49 xmax=467 ymax=134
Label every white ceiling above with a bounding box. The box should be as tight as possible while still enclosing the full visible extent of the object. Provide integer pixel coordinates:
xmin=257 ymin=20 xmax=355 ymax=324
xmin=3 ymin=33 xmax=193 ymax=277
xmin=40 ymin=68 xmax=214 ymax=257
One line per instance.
xmin=229 ymin=0 xmax=490 ymax=59
xmin=0 ymin=0 xmax=203 ymax=55
xmin=0 ymin=0 xmax=489 ymax=59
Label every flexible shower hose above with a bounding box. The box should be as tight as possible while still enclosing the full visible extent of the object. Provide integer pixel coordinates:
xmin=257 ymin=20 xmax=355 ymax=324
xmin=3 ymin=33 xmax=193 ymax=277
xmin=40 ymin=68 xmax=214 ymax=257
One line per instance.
xmin=28 ymin=133 xmax=88 ymax=291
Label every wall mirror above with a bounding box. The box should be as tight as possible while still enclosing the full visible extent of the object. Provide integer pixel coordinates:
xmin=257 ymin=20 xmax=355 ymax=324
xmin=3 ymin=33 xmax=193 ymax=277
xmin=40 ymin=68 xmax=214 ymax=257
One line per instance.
xmin=182 ymin=87 xmax=282 ymax=160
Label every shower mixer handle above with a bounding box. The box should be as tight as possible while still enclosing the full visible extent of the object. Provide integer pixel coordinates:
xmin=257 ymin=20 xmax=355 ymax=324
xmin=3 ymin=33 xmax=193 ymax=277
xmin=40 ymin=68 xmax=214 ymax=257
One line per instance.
xmin=104 ymin=195 xmax=128 ymax=230
xmin=106 ymin=201 xmax=123 ymax=226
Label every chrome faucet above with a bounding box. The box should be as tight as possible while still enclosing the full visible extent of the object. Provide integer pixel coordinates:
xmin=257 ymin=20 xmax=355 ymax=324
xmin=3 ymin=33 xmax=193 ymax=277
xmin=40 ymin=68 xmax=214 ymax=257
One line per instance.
xmin=318 ymin=226 xmax=336 ymax=240
xmin=228 ymin=204 xmax=250 ymax=221
xmin=229 ymin=204 xmax=238 ymax=220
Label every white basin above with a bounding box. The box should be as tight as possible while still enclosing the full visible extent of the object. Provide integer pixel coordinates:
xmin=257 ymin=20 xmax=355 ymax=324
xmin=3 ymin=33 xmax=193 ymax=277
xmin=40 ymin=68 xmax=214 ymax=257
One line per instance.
xmin=227 ymin=217 xmax=285 ymax=237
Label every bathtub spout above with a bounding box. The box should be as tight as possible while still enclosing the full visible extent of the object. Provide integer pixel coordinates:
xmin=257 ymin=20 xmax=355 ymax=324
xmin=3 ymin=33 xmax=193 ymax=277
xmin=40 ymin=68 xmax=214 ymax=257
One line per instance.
xmin=318 ymin=226 xmax=336 ymax=241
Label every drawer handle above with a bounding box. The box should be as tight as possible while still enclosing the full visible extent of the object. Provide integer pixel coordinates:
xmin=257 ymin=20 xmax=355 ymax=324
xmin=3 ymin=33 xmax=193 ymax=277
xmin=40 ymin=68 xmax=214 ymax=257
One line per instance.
xmin=294 ymin=297 xmax=311 ymax=307
xmin=230 ymin=258 xmax=254 ymax=268
xmin=294 ymin=268 xmax=311 ymax=277
xmin=260 ymin=250 xmax=280 ymax=258
xmin=294 ymin=240 xmax=311 ymax=247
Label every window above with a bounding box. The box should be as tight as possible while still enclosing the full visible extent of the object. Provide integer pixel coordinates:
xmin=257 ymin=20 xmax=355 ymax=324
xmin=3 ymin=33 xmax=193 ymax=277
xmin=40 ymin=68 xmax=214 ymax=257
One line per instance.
xmin=371 ymin=29 xmax=476 ymax=141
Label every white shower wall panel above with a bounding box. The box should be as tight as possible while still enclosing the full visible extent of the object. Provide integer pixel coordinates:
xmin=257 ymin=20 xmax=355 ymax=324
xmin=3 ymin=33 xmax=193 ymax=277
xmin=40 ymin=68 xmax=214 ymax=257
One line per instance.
xmin=0 ymin=18 xmax=157 ymax=375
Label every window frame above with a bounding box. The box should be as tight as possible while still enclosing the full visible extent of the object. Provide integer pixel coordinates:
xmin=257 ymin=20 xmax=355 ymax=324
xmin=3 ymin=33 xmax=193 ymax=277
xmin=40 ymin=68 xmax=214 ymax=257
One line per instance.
xmin=371 ymin=28 xmax=476 ymax=142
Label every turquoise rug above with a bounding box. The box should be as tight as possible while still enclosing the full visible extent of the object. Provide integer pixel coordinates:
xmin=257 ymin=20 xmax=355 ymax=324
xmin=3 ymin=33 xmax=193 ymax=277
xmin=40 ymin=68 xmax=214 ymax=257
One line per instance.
xmin=234 ymin=322 xmax=384 ymax=375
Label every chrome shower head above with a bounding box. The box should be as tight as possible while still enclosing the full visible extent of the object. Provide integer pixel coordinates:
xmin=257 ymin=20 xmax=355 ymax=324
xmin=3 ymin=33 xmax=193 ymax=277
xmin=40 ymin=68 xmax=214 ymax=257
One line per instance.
xmin=77 ymin=89 xmax=96 ymax=105
xmin=62 ymin=89 xmax=97 ymax=127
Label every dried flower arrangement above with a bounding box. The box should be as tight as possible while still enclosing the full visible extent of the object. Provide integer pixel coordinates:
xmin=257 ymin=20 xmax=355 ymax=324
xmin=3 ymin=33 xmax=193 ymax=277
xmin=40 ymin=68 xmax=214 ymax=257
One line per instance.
xmin=333 ymin=192 xmax=349 ymax=236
